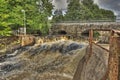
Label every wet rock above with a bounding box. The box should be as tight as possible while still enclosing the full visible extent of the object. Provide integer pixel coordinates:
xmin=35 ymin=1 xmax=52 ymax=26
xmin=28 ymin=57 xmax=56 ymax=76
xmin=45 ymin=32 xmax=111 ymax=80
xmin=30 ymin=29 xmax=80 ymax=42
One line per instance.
xmin=28 ymin=44 xmax=50 ymax=56
xmin=40 ymin=44 xmax=49 ymax=51
xmin=0 ymin=40 xmax=87 ymax=80
xmin=0 ymin=55 xmax=7 ymax=62
xmin=69 ymin=43 xmax=82 ymax=50
xmin=29 ymin=41 xmax=84 ymax=56
xmin=50 ymin=43 xmax=60 ymax=52
xmin=1 ymin=63 xmax=22 ymax=72
xmin=59 ymin=43 xmax=83 ymax=54
xmin=6 ymin=50 xmax=19 ymax=57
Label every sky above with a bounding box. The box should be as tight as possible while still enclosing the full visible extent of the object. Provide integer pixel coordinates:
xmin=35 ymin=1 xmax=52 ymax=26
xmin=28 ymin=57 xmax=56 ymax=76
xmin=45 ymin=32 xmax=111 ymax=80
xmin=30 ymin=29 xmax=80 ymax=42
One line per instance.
xmin=52 ymin=0 xmax=68 ymax=10
xmin=52 ymin=0 xmax=120 ymax=15
xmin=94 ymin=0 xmax=120 ymax=15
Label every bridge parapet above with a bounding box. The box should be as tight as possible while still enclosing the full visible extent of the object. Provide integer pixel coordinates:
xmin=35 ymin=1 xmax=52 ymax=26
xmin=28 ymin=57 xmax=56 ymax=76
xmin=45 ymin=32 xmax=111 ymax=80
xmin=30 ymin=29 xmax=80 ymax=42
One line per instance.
xmin=51 ymin=22 xmax=120 ymax=37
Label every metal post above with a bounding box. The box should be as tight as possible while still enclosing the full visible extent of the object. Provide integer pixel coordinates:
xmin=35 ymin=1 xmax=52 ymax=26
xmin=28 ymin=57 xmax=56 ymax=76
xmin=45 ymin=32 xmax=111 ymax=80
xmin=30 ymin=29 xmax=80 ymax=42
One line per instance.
xmin=108 ymin=30 xmax=120 ymax=80
xmin=75 ymin=27 xmax=77 ymax=38
xmin=23 ymin=11 xmax=26 ymax=35
xmin=21 ymin=10 xmax=26 ymax=35
xmin=89 ymin=29 xmax=93 ymax=56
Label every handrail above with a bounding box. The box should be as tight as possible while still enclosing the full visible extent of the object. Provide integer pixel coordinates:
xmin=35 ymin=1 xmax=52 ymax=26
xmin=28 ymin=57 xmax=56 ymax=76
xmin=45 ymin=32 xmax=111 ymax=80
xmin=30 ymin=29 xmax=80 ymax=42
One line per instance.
xmin=112 ymin=29 xmax=120 ymax=35
xmin=92 ymin=42 xmax=109 ymax=52
xmin=54 ymin=19 xmax=116 ymax=23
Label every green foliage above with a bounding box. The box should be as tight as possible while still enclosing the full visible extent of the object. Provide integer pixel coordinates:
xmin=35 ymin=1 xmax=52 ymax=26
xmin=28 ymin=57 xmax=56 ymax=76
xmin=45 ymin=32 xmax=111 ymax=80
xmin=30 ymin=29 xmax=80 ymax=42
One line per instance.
xmin=0 ymin=0 xmax=12 ymax=36
xmin=53 ymin=0 xmax=115 ymax=22
xmin=0 ymin=0 xmax=53 ymax=36
xmin=53 ymin=10 xmax=65 ymax=22
xmin=93 ymin=31 xmax=100 ymax=38
xmin=82 ymin=0 xmax=115 ymax=20
xmin=65 ymin=0 xmax=93 ymax=21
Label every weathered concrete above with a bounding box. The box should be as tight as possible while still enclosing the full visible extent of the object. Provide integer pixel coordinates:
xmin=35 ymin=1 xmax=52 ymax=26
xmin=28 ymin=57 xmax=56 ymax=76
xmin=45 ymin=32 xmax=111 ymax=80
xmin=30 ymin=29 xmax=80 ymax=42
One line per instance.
xmin=108 ymin=36 xmax=120 ymax=80
xmin=73 ymin=44 xmax=109 ymax=80
xmin=20 ymin=35 xmax=35 ymax=46
xmin=51 ymin=22 xmax=120 ymax=36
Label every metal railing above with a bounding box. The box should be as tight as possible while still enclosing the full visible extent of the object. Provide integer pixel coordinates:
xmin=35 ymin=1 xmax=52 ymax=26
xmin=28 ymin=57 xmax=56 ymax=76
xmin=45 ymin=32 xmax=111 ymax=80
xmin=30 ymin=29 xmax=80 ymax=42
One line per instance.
xmin=89 ymin=29 xmax=120 ymax=80
xmin=73 ymin=29 xmax=120 ymax=80
xmin=55 ymin=20 xmax=116 ymax=23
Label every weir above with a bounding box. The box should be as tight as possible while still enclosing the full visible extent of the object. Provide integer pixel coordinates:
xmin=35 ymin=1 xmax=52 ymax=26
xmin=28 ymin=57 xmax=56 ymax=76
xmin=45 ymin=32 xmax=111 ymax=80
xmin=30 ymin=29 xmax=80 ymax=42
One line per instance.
xmin=2 ymin=27 xmax=120 ymax=80
xmin=73 ymin=29 xmax=120 ymax=80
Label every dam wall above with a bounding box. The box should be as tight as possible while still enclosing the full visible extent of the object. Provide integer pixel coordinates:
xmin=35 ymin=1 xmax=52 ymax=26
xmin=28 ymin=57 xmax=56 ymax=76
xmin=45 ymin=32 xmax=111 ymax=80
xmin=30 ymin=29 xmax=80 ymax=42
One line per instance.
xmin=73 ymin=43 xmax=109 ymax=80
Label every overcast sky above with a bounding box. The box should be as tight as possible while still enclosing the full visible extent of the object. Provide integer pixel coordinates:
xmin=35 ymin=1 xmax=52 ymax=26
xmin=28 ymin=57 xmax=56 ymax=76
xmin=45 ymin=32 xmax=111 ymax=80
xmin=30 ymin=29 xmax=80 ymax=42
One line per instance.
xmin=52 ymin=0 xmax=120 ymax=15
xmin=94 ymin=0 xmax=120 ymax=15
xmin=52 ymin=0 xmax=68 ymax=10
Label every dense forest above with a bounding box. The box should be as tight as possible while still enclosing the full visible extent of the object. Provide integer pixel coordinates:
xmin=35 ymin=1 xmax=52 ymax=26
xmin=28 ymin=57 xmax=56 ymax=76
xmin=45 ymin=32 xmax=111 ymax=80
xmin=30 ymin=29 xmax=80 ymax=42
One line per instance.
xmin=0 ymin=0 xmax=115 ymax=36
xmin=53 ymin=0 xmax=115 ymax=22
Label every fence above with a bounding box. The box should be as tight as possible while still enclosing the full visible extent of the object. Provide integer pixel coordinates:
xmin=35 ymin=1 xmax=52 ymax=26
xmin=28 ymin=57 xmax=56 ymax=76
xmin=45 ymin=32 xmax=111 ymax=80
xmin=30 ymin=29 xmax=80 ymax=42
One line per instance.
xmin=73 ymin=29 xmax=120 ymax=80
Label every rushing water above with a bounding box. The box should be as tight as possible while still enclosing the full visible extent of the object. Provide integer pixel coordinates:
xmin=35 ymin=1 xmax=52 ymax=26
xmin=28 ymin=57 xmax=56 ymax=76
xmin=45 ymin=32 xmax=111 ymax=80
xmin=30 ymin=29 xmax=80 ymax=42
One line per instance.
xmin=0 ymin=40 xmax=88 ymax=80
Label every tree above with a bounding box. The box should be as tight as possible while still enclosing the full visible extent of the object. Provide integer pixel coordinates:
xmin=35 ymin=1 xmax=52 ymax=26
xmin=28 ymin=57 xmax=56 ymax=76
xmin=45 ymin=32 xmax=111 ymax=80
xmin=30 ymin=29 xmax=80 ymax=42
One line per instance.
xmin=53 ymin=10 xmax=65 ymax=22
xmin=0 ymin=0 xmax=12 ymax=36
xmin=53 ymin=0 xmax=115 ymax=21
xmin=82 ymin=0 xmax=115 ymax=20
xmin=64 ymin=0 xmax=93 ymax=21
xmin=0 ymin=0 xmax=53 ymax=36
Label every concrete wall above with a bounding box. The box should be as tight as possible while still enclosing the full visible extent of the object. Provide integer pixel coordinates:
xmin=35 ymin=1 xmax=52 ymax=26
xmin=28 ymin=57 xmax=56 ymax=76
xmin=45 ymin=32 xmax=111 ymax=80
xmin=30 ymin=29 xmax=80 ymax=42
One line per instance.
xmin=108 ymin=37 xmax=120 ymax=80
xmin=73 ymin=43 xmax=109 ymax=80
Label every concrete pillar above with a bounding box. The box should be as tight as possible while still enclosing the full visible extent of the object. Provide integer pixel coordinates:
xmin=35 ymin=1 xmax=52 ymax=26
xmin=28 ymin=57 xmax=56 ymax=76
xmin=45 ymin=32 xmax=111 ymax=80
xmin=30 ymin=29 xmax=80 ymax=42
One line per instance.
xmin=108 ymin=31 xmax=120 ymax=80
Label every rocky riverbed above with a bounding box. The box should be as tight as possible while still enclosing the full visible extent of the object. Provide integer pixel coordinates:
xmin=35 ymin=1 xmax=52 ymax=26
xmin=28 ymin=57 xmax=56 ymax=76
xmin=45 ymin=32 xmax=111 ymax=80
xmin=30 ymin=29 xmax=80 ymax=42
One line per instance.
xmin=0 ymin=36 xmax=20 ymax=54
xmin=0 ymin=40 xmax=88 ymax=80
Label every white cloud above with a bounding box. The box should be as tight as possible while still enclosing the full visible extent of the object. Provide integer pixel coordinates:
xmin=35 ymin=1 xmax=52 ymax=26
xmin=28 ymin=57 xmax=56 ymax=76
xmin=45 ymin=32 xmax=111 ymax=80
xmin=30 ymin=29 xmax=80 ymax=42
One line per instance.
xmin=52 ymin=0 xmax=68 ymax=10
xmin=51 ymin=0 xmax=120 ymax=15
xmin=93 ymin=0 xmax=99 ymax=4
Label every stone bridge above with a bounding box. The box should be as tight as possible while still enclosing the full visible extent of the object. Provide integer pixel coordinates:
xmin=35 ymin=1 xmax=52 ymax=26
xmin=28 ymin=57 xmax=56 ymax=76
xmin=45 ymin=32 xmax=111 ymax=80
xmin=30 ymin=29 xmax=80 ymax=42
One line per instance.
xmin=51 ymin=22 xmax=120 ymax=37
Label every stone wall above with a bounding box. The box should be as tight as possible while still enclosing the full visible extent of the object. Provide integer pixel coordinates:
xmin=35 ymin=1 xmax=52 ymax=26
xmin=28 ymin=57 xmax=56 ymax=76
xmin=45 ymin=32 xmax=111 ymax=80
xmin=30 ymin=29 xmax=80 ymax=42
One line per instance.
xmin=20 ymin=35 xmax=35 ymax=46
xmin=51 ymin=22 xmax=120 ymax=37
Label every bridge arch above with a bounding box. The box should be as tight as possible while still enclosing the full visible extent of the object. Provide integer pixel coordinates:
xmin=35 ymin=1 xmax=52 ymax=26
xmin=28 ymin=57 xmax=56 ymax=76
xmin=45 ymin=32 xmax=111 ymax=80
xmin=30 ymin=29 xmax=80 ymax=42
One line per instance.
xmin=51 ymin=22 xmax=120 ymax=37
xmin=81 ymin=29 xmax=90 ymax=37
xmin=58 ymin=30 xmax=67 ymax=35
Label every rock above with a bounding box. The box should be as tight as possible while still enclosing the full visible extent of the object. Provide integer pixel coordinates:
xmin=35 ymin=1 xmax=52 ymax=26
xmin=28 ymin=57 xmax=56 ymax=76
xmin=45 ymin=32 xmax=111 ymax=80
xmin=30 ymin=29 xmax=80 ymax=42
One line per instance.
xmin=1 ymin=62 xmax=22 ymax=72
xmin=29 ymin=40 xmax=84 ymax=56
xmin=0 ymin=40 xmax=86 ymax=80
xmin=58 ymin=42 xmax=83 ymax=54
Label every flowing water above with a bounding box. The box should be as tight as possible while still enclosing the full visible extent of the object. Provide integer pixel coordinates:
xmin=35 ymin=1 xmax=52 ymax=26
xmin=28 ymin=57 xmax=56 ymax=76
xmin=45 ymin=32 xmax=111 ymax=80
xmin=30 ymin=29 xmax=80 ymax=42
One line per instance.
xmin=0 ymin=40 xmax=88 ymax=80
